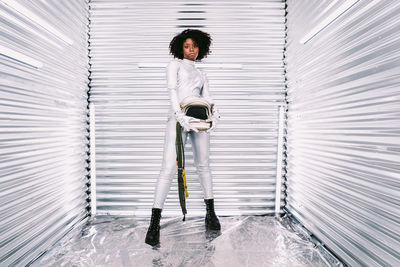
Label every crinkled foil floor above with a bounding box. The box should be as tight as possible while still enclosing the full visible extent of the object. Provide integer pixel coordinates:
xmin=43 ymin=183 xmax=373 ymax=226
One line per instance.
xmin=30 ymin=214 xmax=343 ymax=267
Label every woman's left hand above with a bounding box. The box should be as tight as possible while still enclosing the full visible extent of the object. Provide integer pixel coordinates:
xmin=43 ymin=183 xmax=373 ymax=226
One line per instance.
xmin=206 ymin=108 xmax=220 ymax=133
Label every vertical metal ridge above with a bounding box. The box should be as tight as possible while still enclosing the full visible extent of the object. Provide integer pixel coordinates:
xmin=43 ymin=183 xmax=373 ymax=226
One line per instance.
xmin=285 ymin=0 xmax=400 ymax=266
xmin=281 ymin=0 xmax=289 ymax=217
xmin=0 ymin=1 xmax=90 ymax=266
xmin=89 ymin=0 xmax=286 ymax=216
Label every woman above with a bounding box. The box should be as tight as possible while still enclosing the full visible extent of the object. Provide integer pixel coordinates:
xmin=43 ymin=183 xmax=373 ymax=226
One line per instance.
xmin=145 ymin=29 xmax=221 ymax=246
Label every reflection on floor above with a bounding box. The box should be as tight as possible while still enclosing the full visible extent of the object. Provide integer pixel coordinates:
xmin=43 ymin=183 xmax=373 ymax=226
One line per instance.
xmin=31 ymin=214 xmax=343 ymax=267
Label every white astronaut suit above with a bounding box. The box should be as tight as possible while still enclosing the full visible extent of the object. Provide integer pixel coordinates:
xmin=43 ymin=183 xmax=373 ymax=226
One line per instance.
xmin=152 ymin=57 xmax=219 ymax=209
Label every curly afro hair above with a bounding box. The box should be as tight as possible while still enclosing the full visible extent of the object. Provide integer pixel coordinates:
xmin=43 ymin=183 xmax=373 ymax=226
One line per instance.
xmin=169 ymin=29 xmax=212 ymax=61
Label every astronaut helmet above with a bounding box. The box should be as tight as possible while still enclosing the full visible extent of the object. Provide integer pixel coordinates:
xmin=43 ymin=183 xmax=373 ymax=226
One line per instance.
xmin=180 ymin=96 xmax=213 ymax=131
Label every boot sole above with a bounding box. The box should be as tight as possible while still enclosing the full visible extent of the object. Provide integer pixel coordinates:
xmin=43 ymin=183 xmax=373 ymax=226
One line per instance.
xmin=205 ymin=221 xmax=221 ymax=231
xmin=145 ymin=238 xmax=159 ymax=246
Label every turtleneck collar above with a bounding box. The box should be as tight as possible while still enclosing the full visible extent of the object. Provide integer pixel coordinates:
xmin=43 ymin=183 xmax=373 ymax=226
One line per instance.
xmin=182 ymin=58 xmax=195 ymax=66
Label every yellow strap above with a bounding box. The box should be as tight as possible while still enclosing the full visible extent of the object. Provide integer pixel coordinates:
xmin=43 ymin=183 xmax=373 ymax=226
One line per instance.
xmin=182 ymin=169 xmax=189 ymax=197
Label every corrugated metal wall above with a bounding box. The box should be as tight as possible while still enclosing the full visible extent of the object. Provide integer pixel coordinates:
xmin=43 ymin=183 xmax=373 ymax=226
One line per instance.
xmin=89 ymin=0 xmax=286 ymax=216
xmin=284 ymin=0 xmax=400 ymax=266
xmin=0 ymin=1 xmax=90 ymax=266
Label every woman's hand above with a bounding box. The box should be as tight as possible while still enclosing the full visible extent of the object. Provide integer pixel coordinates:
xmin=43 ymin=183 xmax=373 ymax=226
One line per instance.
xmin=175 ymin=111 xmax=200 ymax=132
xmin=206 ymin=107 xmax=220 ymax=133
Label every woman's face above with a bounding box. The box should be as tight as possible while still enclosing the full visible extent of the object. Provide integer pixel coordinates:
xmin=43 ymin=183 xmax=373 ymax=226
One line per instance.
xmin=182 ymin=38 xmax=199 ymax=61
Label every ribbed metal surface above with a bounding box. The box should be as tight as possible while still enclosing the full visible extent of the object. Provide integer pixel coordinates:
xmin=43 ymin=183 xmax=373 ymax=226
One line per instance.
xmin=0 ymin=1 xmax=90 ymax=266
xmin=285 ymin=0 xmax=400 ymax=266
xmin=89 ymin=0 xmax=286 ymax=216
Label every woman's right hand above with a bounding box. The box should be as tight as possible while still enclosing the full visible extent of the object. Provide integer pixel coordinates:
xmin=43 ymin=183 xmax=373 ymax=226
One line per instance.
xmin=175 ymin=111 xmax=200 ymax=132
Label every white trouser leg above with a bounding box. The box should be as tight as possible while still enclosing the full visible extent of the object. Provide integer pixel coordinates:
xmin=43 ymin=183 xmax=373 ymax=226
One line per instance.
xmin=152 ymin=114 xmax=214 ymax=209
xmin=153 ymin=114 xmax=185 ymax=209
xmin=189 ymin=130 xmax=214 ymax=200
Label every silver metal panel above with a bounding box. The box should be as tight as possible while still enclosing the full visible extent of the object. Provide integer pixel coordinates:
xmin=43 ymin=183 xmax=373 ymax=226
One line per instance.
xmin=285 ymin=0 xmax=400 ymax=266
xmin=0 ymin=1 xmax=90 ymax=266
xmin=89 ymin=0 xmax=286 ymax=216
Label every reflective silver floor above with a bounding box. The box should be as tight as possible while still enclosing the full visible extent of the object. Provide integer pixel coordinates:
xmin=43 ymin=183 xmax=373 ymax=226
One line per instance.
xmin=31 ymin=214 xmax=342 ymax=267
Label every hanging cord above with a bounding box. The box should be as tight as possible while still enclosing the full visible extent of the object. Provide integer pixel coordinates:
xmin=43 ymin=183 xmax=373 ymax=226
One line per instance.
xmin=176 ymin=122 xmax=188 ymax=221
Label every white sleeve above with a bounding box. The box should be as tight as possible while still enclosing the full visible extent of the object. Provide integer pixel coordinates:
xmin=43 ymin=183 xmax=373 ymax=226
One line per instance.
xmin=201 ymin=70 xmax=214 ymax=105
xmin=201 ymin=70 xmax=220 ymax=119
xmin=166 ymin=60 xmax=181 ymax=113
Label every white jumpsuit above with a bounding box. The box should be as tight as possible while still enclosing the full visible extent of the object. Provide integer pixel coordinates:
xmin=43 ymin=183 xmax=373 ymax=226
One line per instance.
xmin=152 ymin=58 xmax=216 ymax=209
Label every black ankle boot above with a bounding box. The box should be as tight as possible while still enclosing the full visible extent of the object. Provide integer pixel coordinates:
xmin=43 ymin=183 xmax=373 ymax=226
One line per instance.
xmin=145 ymin=208 xmax=162 ymax=246
xmin=204 ymin=199 xmax=221 ymax=230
